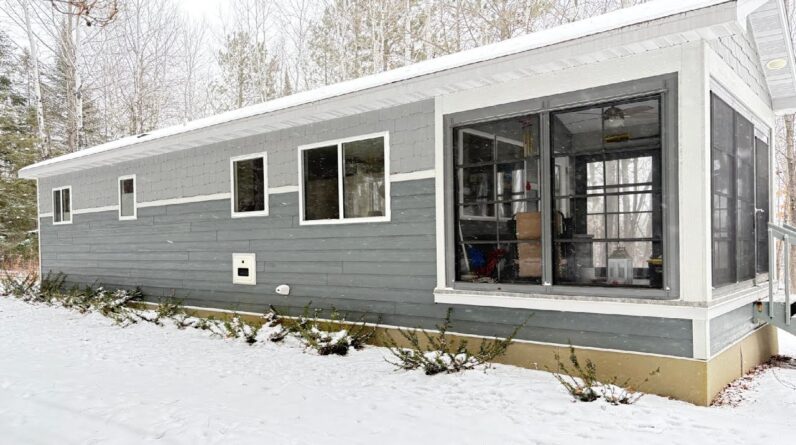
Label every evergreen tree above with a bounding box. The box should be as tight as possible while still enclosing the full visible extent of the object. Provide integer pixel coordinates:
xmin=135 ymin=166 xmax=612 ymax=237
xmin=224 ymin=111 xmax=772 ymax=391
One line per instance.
xmin=0 ymin=30 xmax=39 ymax=266
xmin=210 ymin=31 xmax=281 ymax=112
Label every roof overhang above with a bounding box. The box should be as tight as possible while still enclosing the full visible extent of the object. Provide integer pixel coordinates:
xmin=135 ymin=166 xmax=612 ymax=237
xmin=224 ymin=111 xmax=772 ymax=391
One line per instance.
xmin=19 ymin=0 xmax=756 ymax=179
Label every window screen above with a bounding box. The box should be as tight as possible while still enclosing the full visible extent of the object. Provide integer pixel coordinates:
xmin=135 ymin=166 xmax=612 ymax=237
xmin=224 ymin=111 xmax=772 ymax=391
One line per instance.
xmin=755 ymin=137 xmax=770 ymax=275
xmin=550 ymin=96 xmax=663 ymax=288
xmin=453 ymin=115 xmax=542 ymax=284
xmin=233 ymin=157 xmax=266 ymax=214
xmin=711 ymin=93 xmax=770 ymax=286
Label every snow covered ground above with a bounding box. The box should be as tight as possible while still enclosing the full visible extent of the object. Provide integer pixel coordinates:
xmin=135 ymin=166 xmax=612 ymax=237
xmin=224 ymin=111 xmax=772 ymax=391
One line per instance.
xmin=0 ymin=297 xmax=794 ymax=445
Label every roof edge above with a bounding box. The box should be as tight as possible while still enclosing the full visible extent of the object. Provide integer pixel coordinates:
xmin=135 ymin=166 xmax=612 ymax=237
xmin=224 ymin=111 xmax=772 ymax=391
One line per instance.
xmin=19 ymin=0 xmax=736 ymax=180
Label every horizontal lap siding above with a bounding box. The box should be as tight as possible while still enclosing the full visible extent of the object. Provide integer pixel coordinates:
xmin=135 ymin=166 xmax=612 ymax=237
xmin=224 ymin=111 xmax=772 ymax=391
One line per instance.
xmin=709 ymin=304 xmax=760 ymax=355
xmin=37 ymin=100 xmax=435 ymax=214
xmin=40 ymin=176 xmax=693 ymax=358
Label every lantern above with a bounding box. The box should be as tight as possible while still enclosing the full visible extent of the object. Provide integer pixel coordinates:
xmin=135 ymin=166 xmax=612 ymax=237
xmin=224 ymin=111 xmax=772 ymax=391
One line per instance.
xmin=607 ymin=246 xmax=633 ymax=285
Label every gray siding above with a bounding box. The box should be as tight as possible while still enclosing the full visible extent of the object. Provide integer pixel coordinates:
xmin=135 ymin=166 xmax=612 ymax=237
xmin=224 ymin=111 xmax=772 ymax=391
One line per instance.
xmin=708 ymin=32 xmax=771 ymax=104
xmin=38 ymin=100 xmax=435 ymax=213
xmin=709 ymin=304 xmax=761 ymax=355
xmin=40 ymin=178 xmax=693 ymax=358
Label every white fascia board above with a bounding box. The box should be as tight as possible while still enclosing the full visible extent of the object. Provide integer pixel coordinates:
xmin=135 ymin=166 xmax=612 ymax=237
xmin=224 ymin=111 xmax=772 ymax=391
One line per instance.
xmin=18 ymin=0 xmax=737 ymax=180
xmin=736 ymin=0 xmax=770 ymax=33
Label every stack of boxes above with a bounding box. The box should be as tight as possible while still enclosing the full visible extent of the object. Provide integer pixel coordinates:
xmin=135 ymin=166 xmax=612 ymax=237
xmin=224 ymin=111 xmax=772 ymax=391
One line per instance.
xmin=516 ymin=212 xmax=542 ymax=278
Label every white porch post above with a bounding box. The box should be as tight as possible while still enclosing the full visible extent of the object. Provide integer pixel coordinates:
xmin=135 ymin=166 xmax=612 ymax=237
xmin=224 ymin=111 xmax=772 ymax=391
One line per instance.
xmin=678 ymin=41 xmax=713 ymax=306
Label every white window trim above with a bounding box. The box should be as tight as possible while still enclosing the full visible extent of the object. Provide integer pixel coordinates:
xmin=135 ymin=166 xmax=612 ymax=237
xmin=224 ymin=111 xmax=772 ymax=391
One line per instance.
xmin=298 ymin=131 xmax=391 ymax=226
xmin=117 ymin=174 xmax=137 ymax=221
xmin=230 ymin=152 xmax=269 ymax=218
xmin=52 ymin=185 xmax=72 ymax=225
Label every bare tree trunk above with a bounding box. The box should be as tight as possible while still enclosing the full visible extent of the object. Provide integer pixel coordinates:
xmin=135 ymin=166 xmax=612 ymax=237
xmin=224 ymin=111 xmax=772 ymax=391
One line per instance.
xmin=786 ymin=114 xmax=796 ymax=290
xmin=23 ymin=0 xmax=48 ymax=157
xmin=74 ymin=11 xmax=83 ymax=149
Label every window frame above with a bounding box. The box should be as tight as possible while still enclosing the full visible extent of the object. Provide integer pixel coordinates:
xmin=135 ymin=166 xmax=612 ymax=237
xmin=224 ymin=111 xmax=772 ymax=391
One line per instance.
xmin=443 ymin=75 xmax=678 ymax=300
xmin=117 ymin=174 xmax=137 ymax=221
xmin=297 ymin=131 xmax=391 ymax=226
xmin=229 ymin=152 xmax=269 ymax=219
xmin=52 ymin=185 xmax=72 ymax=225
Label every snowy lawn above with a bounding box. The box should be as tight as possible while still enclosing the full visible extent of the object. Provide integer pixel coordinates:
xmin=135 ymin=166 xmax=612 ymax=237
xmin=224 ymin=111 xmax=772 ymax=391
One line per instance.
xmin=0 ymin=297 xmax=794 ymax=445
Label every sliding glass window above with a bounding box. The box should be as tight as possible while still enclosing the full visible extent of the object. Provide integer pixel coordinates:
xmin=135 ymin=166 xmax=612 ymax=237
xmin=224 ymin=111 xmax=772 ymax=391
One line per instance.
xmin=550 ymin=96 xmax=663 ymax=288
xmin=453 ymin=115 xmax=542 ymax=284
xmin=710 ymin=94 xmax=769 ymax=287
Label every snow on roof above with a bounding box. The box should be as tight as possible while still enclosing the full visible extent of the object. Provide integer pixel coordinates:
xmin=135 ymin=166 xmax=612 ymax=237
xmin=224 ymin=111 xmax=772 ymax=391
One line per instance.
xmin=19 ymin=0 xmax=733 ymax=179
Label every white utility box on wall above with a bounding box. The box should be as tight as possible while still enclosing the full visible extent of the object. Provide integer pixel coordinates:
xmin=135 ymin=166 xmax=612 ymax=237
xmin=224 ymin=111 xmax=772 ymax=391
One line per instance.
xmin=232 ymin=253 xmax=256 ymax=285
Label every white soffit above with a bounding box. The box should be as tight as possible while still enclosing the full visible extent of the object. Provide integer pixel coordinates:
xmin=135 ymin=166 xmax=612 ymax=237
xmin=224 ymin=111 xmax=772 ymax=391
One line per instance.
xmin=748 ymin=0 xmax=796 ymax=113
xmin=19 ymin=0 xmax=741 ymax=179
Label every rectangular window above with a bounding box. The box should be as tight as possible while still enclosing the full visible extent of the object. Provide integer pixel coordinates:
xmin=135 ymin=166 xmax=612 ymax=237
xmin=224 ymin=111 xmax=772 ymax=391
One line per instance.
xmin=550 ymin=96 xmax=663 ymax=288
xmin=299 ymin=133 xmax=389 ymax=224
xmin=118 ymin=175 xmax=137 ymax=220
xmin=710 ymin=94 xmax=769 ymax=287
xmin=52 ymin=186 xmax=71 ymax=224
xmin=230 ymin=153 xmax=268 ymax=217
xmin=453 ymin=115 xmax=542 ymax=284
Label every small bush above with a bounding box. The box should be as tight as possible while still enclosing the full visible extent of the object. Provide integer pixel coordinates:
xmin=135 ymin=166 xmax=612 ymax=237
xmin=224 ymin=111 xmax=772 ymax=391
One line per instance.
xmin=1 ymin=271 xmax=40 ymax=300
xmin=384 ymin=308 xmax=528 ymax=375
xmin=550 ymin=345 xmax=601 ymax=402
xmin=550 ymin=344 xmax=659 ymax=404
xmin=267 ymin=304 xmax=379 ymax=356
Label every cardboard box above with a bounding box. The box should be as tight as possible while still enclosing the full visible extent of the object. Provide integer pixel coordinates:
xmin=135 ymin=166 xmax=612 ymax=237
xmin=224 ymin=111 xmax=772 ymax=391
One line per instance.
xmin=517 ymin=242 xmax=542 ymax=278
xmin=518 ymin=259 xmax=542 ymax=277
xmin=517 ymin=242 xmax=542 ymax=260
xmin=516 ymin=212 xmax=542 ymax=240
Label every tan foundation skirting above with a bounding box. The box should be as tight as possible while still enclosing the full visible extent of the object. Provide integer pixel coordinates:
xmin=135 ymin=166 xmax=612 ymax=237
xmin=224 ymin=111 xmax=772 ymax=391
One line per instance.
xmin=136 ymin=302 xmax=779 ymax=406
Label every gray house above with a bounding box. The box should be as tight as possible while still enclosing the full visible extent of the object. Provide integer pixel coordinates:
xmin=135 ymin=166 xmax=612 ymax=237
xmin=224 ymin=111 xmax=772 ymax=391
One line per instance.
xmin=19 ymin=0 xmax=796 ymax=404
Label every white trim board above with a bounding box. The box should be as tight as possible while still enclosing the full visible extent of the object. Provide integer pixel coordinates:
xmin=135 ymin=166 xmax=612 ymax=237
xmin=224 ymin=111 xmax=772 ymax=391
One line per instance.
xmin=137 ymin=193 xmax=231 ymax=208
xmin=434 ymin=283 xmax=768 ymax=321
xmin=73 ymin=205 xmax=118 ymax=215
xmin=390 ymin=169 xmax=435 ymax=182
xmin=270 ymin=185 xmax=299 ymax=194
xmin=39 ymin=174 xmax=432 ymax=216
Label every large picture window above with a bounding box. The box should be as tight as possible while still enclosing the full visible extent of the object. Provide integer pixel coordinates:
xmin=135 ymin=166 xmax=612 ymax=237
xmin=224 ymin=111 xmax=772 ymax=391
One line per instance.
xmin=231 ymin=153 xmax=268 ymax=218
xmin=710 ymin=94 xmax=769 ymax=287
xmin=299 ymin=133 xmax=388 ymax=224
xmin=448 ymin=78 xmax=678 ymax=294
xmin=52 ymin=186 xmax=72 ymax=225
xmin=551 ymin=96 xmax=663 ymax=288
xmin=453 ymin=115 xmax=542 ymax=284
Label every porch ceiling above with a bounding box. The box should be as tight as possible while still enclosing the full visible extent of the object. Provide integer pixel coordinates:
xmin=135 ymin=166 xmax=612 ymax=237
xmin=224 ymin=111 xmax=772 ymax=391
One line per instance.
xmin=749 ymin=0 xmax=796 ymax=113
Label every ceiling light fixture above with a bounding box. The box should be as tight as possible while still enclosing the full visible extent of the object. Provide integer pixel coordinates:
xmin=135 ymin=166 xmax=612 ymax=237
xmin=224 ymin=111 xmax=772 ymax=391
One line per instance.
xmin=766 ymin=58 xmax=788 ymax=71
xmin=603 ymin=106 xmax=625 ymax=130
